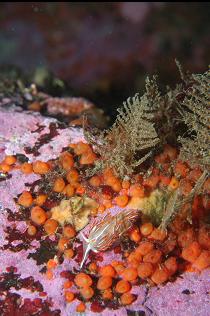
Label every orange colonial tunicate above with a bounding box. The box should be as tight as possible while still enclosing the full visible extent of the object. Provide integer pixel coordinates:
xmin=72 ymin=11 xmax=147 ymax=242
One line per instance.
xmin=76 ymin=302 xmax=86 ymax=312
xmin=136 ymin=241 xmax=154 ymax=256
xmin=164 ymin=257 xmax=178 ymax=276
xmin=115 ymin=280 xmax=131 ymax=293
xmin=129 ymin=227 xmax=141 ymax=243
xmin=64 ymin=248 xmax=74 ymax=259
xmin=99 ymin=265 xmax=116 ymax=278
xmin=79 ymin=150 xmax=97 ymax=165
xmin=198 ymin=226 xmax=210 ymax=250
xmin=140 ymin=222 xmax=154 ymax=236
xmin=44 ymin=219 xmax=59 ymax=235
xmin=64 ymin=291 xmax=75 ymax=302
xmin=27 ymin=225 xmax=37 ymax=236
xmin=129 ymin=184 xmax=144 ymax=198
xmin=0 ymin=163 xmax=11 ymax=173
xmin=18 ymin=191 xmax=33 ymax=207
xmin=178 ymin=228 xmax=195 ymax=248
xmin=89 ymin=175 xmax=101 ymax=187
xmin=120 ymin=292 xmax=135 ymax=305
xmin=143 ymin=249 xmax=162 ymax=264
xmin=63 ymin=225 xmax=76 ymax=239
xmin=168 ymin=176 xmax=179 ymax=190
xmin=111 ymin=180 xmax=122 ymax=193
xmin=102 ymin=288 xmax=113 ymax=300
xmin=74 ymin=273 xmax=93 ymax=288
xmin=97 ymin=205 xmax=105 ymax=213
xmin=174 ymin=161 xmax=189 ymax=178
xmin=151 ymin=266 xmax=169 ymax=284
xmin=115 ymin=195 xmax=129 ymax=207
xmin=122 ymin=180 xmax=130 ymax=189
xmin=53 ymin=177 xmax=65 ymax=193
xmin=31 ymin=206 xmax=47 ymax=225
xmin=58 ymin=237 xmax=69 ymax=252
xmin=192 ymin=250 xmax=210 ymax=270
xmin=143 ymin=175 xmax=159 ymax=189
xmin=97 ymin=276 xmax=112 ymax=290
xmin=60 ymin=152 xmax=74 ymax=170
xmin=34 ymin=194 xmax=47 ymax=206
xmin=66 ymin=168 xmax=79 ymax=183
xmin=64 ymin=184 xmax=75 ymax=197
xmin=63 ymin=280 xmax=73 ymax=289
xmin=4 ymin=155 xmax=17 ymax=165
xmin=112 ymin=262 xmax=125 ymax=275
xmin=89 ymin=262 xmax=98 ymax=273
xmin=33 ymin=161 xmax=50 ymax=174
xmin=47 ymin=259 xmax=57 ymax=270
xmin=80 ymin=287 xmax=94 ymax=300
xmin=76 ymin=185 xmax=86 ymax=195
xmin=20 ymin=162 xmax=33 ymax=174
xmin=127 ymin=251 xmax=142 ymax=265
xmin=149 ymin=228 xmax=167 ymax=241
xmin=181 ymin=241 xmax=202 ymax=263
xmin=46 ymin=270 xmax=53 ymax=280
xmin=74 ymin=142 xmax=90 ymax=155
xmin=137 ymin=262 xmax=153 ymax=279
xmin=121 ymin=267 xmax=138 ymax=282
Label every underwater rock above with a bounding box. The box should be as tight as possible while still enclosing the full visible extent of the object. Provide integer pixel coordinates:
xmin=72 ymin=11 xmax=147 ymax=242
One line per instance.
xmin=44 ymin=96 xmax=109 ymax=129
xmin=0 ymin=106 xmax=85 ymax=162
xmin=45 ymin=97 xmax=94 ymax=116
xmin=0 ymin=106 xmax=209 ymax=316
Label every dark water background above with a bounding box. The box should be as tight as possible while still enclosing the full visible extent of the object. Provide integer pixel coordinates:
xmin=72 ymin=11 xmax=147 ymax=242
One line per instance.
xmin=0 ymin=2 xmax=209 ymax=120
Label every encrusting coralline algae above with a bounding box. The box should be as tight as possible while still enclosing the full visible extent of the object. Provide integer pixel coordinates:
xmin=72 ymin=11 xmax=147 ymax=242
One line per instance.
xmin=0 ymin=68 xmax=209 ymax=315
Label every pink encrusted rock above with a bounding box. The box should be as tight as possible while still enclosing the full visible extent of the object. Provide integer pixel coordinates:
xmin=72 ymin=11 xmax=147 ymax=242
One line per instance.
xmin=144 ymin=269 xmax=210 ymax=316
xmin=0 ymin=106 xmax=209 ymax=316
xmin=0 ymin=107 xmax=85 ymax=162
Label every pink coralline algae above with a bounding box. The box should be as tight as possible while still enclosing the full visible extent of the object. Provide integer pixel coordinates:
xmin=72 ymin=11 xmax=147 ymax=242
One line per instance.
xmin=0 ymin=106 xmax=209 ymax=316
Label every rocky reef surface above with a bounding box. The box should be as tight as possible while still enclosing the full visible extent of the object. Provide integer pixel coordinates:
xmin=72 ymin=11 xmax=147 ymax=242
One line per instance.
xmin=0 ymin=105 xmax=209 ymax=316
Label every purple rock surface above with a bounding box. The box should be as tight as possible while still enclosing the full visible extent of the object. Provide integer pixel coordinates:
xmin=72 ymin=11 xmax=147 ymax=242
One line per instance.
xmin=0 ymin=107 xmax=209 ymax=316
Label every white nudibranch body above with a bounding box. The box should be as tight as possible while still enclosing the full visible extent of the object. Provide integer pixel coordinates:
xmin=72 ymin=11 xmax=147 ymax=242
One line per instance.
xmin=80 ymin=209 xmax=139 ymax=268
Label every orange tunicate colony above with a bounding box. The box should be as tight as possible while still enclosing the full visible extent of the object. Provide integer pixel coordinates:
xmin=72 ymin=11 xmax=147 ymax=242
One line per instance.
xmin=1 ymin=143 xmax=209 ymax=313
